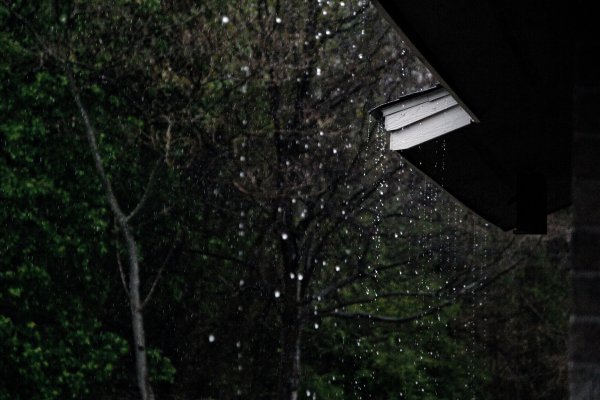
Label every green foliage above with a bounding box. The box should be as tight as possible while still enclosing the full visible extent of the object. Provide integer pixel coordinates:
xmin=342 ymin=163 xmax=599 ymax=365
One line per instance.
xmin=301 ymin=304 xmax=490 ymax=400
xmin=476 ymin=230 xmax=570 ymax=399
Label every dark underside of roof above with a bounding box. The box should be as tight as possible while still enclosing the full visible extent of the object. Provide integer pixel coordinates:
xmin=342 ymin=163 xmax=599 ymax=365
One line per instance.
xmin=372 ymin=0 xmax=573 ymax=231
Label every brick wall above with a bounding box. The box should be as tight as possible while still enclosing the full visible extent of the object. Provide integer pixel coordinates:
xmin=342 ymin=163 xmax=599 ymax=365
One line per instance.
xmin=569 ymin=23 xmax=600 ymax=399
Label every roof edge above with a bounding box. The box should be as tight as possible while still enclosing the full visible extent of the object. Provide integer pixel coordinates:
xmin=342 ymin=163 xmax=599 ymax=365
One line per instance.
xmin=370 ymin=0 xmax=479 ymax=123
xmin=368 ymin=83 xmax=443 ymax=122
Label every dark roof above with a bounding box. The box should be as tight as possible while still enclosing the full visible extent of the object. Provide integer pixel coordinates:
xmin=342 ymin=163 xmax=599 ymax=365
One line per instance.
xmin=371 ymin=0 xmax=573 ymax=231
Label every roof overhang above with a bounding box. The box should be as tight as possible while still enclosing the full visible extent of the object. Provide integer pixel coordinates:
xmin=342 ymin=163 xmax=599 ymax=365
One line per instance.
xmin=370 ymin=0 xmax=573 ymax=232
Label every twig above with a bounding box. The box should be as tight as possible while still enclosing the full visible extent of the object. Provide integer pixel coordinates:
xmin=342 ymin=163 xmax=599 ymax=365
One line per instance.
xmin=115 ymin=232 xmax=130 ymax=297
xmin=127 ymin=158 xmax=162 ymax=222
xmin=325 ymin=300 xmax=452 ymax=325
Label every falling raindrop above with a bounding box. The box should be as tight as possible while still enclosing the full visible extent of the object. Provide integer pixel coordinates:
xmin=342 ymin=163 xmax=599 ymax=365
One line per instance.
xmin=208 ymin=334 xmax=215 ymax=343
xmin=221 ymin=16 xmax=230 ymax=24
xmin=274 ymin=290 xmax=281 ymax=298
xmin=281 ymin=233 xmax=289 ymax=240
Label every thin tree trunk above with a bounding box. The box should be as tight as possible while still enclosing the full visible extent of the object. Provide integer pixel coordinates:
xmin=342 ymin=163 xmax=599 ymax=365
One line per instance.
xmin=277 ymin=312 xmax=302 ymax=400
xmin=277 ymin=228 xmax=303 ymax=400
xmin=123 ymin=226 xmax=155 ymax=400
xmin=67 ymin=74 xmax=155 ymax=400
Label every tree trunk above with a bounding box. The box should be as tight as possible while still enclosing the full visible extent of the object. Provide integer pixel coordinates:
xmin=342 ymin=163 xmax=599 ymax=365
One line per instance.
xmin=277 ymin=311 xmax=302 ymax=400
xmin=68 ymin=76 xmax=156 ymax=400
xmin=123 ymin=226 xmax=155 ymax=400
xmin=276 ymin=228 xmax=302 ymax=400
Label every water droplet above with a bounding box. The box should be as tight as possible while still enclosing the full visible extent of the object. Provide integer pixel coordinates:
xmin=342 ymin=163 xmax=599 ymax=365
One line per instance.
xmin=276 ymin=17 xmax=282 ymax=23
xmin=274 ymin=290 xmax=281 ymax=298
xmin=208 ymin=334 xmax=216 ymax=343
xmin=298 ymin=273 xmax=304 ymax=281
xmin=281 ymin=233 xmax=288 ymax=240
xmin=221 ymin=16 xmax=230 ymax=24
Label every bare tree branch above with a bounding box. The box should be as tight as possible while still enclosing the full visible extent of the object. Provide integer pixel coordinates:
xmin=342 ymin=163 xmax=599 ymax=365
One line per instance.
xmin=317 ymin=290 xmax=438 ymax=315
xmin=114 ymin=229 xmax=130 ymax=297
xmin=324 ymin=300 xmax=453 ymax=325
xmin=127 ymin=158 xmax=163 ymax=222
xmin=141 ymin=233 xmax=180 ymax=309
